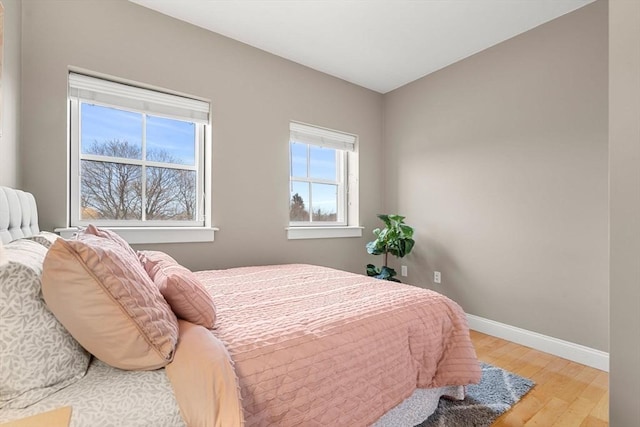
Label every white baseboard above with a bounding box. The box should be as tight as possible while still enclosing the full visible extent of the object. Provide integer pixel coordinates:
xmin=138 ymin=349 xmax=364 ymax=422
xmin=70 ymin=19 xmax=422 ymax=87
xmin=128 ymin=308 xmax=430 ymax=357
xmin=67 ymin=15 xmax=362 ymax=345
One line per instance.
xmin=467 ymin=314 xmax=609 ymax=372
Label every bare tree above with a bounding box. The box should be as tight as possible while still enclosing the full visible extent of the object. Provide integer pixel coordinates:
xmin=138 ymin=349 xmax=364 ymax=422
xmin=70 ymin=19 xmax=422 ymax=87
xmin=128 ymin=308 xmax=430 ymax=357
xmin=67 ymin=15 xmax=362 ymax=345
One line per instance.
xmin=81 ymin=140 xmax=142 ymax=220
xmin=312 ymin=208 xmax=337 ymax=222
xmin=175 ymin=170 xmax=197 ymax=220
xmin=81 ymin=139 xmax=196 ymax=221
xmin=145 ymin=150 xmax=180 ymax=220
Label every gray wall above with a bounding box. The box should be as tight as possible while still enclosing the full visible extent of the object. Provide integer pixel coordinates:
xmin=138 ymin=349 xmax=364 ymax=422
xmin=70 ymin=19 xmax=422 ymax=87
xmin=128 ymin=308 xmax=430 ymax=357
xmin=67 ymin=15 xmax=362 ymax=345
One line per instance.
xmin=20 ymin=0 xmax=384 ymax=273
xmin=383 ymin=1 xmax=608 ymax=351
xmin=610 ymin=0 xmax=640 ymax=424
xmin=18 ymin=0 xmax=614 ymax=355
xmin=0 ymin=0 xmax=21 ymax=187
xmin=19 ymin=1 xmax=640 ymax=420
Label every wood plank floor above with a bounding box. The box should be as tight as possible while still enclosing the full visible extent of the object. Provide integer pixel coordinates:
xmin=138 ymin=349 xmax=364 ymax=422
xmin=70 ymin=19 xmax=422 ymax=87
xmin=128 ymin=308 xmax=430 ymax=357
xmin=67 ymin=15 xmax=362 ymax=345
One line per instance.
xmin=470 ymin=330 xmax=609 ymax=426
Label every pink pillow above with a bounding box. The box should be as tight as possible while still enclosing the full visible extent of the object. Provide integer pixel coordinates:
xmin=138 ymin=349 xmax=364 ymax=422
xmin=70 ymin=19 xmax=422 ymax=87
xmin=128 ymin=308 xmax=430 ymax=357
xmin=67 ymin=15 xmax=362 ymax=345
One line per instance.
xmin=42 ymin=236 xmax=178 ymax=370
xmin=82 ymin=224 xmax=137 ymax=259
xmin=139 ymin=251 xmax=216 ymax=329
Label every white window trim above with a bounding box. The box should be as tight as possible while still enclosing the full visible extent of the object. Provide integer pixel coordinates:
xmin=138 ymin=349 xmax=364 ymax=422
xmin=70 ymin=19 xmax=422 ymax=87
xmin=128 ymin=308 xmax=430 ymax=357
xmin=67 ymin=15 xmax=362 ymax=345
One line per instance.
xmin=287 ymin=121 xmax=360 ymax=239
xmin=55 ymin=226 xmax=219 ymax=245
xmin=67 ymin=71 xmax=215 ymax=242
xmin=286 ymin=226 xmax=363 ymax=240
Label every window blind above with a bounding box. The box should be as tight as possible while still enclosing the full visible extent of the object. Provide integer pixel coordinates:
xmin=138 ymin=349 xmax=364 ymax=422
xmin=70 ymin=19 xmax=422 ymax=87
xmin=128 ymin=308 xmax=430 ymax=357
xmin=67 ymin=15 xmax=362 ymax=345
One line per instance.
xmin=290 ymin=122 xmax=356 ymax=152
xmin=68 ymin=72 xmax=210 ymax=124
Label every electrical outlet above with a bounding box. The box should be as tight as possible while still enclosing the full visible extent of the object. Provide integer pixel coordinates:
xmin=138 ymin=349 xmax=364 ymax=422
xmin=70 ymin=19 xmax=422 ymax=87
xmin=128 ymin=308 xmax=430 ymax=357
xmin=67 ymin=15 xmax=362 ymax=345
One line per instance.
xmin=401 ymin=265 xmax=408 ymax=277
xmin=434 ymin=271 xmax=442 ymax=284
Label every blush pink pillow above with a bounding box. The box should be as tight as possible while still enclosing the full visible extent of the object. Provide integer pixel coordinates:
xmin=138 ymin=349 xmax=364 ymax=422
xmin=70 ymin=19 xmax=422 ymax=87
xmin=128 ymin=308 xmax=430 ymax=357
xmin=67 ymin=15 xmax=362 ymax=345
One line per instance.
xmin=139 ymin=251 xmax=216 ymax=329
xmin=42 ymin=236 xmax=178 ymax=370
xmin=82 ymin=224 xmax=137 ymax=259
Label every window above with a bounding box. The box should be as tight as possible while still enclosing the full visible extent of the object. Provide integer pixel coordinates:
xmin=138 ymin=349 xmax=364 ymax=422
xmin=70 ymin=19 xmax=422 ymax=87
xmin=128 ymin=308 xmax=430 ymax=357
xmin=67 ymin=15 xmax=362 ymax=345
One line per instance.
xmin=288 ymin=122 xmax=361 ymax=239
xmin=67 ymin=72 xmax=214 ymax=243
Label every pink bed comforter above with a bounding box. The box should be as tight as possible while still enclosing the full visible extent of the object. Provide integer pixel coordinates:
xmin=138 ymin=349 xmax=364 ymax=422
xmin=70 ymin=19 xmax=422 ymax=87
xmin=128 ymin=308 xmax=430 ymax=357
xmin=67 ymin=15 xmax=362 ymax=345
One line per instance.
xmin=195 ymin=264 xmax=481 ymax=427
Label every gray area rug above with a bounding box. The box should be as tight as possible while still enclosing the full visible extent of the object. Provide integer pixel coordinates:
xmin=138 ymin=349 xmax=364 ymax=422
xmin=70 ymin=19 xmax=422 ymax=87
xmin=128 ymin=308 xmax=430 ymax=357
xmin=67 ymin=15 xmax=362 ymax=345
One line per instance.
xmin=416 ymin=362 xmax=535 ymax=427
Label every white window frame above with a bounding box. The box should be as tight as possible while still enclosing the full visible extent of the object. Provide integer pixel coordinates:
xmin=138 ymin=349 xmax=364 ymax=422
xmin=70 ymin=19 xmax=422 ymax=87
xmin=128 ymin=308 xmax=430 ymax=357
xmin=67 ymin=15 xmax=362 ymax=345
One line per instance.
xmin=65 ymin=72 xmax=215 ymax=244
xmin=287 ymin=121 xmax=362 ymax=240
xmin=289 ymin=146 xmax=347 ymax=227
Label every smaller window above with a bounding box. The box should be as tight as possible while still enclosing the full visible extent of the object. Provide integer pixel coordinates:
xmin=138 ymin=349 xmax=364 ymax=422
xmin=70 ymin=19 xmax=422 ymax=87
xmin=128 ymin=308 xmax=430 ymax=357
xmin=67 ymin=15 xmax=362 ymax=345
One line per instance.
xmin=288 ymin=122 xmax=358 ymax=232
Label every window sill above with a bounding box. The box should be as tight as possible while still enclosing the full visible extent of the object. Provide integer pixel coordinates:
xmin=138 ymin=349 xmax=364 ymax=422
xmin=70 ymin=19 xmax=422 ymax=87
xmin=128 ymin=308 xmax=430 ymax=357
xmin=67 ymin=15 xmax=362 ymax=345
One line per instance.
xmin=55 ymin=226 xmax=218 ymax=244
xmin=286 ymin=226 xmax=363 ymax=240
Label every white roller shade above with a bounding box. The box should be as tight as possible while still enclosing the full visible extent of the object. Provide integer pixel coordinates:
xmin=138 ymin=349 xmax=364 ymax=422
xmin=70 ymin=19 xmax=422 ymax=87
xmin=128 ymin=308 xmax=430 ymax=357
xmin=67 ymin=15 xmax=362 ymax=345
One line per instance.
xmin=69 ymin=72 xmax=210 ymax=124
xmin=290 ymin=122 xmax=356 ymax=152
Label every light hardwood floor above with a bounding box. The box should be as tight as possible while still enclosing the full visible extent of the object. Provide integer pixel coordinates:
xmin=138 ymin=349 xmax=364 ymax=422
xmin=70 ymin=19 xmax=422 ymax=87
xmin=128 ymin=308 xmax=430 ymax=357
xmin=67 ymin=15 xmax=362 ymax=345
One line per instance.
xmin=470 ymin=330 xmax=609 ymax=427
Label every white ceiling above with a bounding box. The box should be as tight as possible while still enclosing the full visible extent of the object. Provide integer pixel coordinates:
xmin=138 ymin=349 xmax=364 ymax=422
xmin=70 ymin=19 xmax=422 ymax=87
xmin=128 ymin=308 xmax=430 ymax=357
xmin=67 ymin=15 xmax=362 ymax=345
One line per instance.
xmin=130 ymin=0 xmax=596 ymax=94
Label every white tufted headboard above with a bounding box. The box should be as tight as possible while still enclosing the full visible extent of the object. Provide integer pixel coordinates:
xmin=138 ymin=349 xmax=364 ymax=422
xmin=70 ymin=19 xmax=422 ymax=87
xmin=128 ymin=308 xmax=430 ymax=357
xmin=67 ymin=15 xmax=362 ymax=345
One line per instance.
xmin=0 ymin=187 xmax=40 ymax=244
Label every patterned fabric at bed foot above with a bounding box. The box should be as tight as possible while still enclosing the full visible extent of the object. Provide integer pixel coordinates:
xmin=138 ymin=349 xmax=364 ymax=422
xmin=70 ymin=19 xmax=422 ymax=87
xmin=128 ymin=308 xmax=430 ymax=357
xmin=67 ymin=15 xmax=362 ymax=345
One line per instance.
xmin=0 ymin=359 xmax=184 ymax=427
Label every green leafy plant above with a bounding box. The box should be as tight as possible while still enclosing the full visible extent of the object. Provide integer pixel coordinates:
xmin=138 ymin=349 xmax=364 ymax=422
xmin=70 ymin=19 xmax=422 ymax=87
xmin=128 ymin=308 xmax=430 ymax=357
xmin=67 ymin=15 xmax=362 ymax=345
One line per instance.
xmin=366 ymin=214 xmax=415 ymax=282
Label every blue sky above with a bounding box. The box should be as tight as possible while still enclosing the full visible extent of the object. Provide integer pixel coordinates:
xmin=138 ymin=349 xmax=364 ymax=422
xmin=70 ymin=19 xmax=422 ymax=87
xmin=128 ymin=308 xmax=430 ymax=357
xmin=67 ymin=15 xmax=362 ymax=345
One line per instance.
xmin=81 ymin=103 xmax=337 ymax=216
xmin=290 ymin=142 xmax=338 ymax=215
xmin=81 ymin=103 xmax=195 ymax=165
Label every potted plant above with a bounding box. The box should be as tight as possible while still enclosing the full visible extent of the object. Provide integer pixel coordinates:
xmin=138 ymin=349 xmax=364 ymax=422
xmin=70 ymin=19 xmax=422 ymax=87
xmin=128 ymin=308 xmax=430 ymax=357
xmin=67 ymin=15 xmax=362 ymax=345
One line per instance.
xmin=366 ymin=214 xmax=415 ymax=282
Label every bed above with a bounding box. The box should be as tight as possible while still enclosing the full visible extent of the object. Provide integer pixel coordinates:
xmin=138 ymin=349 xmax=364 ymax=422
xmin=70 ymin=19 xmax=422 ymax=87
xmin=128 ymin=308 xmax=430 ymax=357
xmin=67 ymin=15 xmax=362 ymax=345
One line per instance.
xmin=0 ymin=186 xmax=481 ymax=426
